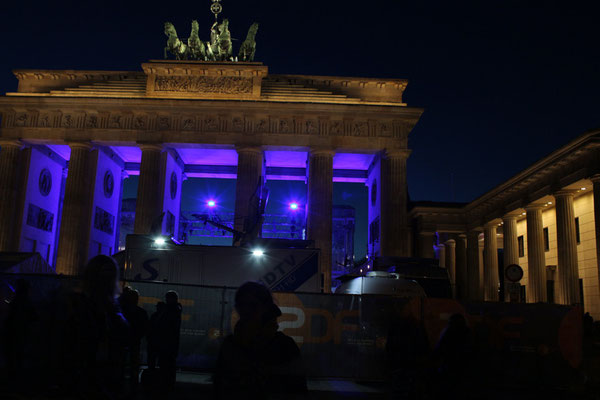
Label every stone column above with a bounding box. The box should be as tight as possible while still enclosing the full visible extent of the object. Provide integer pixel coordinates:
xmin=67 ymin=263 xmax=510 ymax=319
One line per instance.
xmin=417 ymin=232 xmax=436 ymax=258
xmin=134 ymin=144 xmax=164 ymax=234
xmin=307 ymin=149 xmax=334 ymax=292
xmin=0 ymin=140 xmax=23 ymax=251
xmin=446 ymin=239 xmax=456 ymax=296
xmin=56 ymin=142 xmax=95 ymax=275
xmin=525 ymin=205 xmax=547 ymax=302
xmin=592 ymin=175 xmax=600 ymax=298
xmin=555 ymin=191 xmax=580 ymax=305
xmin=478 ymin=239 xmax=485 ymax=298
xmin=502 ymin=215 xmax=519 ymax=300
xmin=466 ymin=231 xmax=481 ymax=300
xmin=233 ymin=146 xmax=265 ymax=235
xmin=438 ymin=243 xmax=446 ymax=268
xmin=380 ymin=149 xmax=411 ymax=257
xmin=483 ymin=223 xmax=499 ymax=301
xmin=456 ymin=234 xmax=468 ymax=299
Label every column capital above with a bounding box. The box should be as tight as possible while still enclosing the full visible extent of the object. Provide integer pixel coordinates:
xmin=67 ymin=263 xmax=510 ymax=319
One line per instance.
xmin=235 ymin=145 xmax=263 ymax=154
xmin=66 ymin=141 xmax=93 ymax=150
xmin=553 ymin=190 xmax=578 ymax=199
xmin=502 ymin=213 xmax=520 ymax=221
xmin=0 ymin=139 xmax=23 ymax=149
xmin=309 ymin=147 xmax=335 ymax=158
xmin=383 ymin=148 xmax=411 ymax=160
xmin=524 ymin=203 xmax=547 ymax=212
xmin=484 ymin=221 xmax=499 ymax=229
xmin=137 ymin=142 xmax=164 ymax=152
xmin=445 ymin=239 xmax=456 ymax=247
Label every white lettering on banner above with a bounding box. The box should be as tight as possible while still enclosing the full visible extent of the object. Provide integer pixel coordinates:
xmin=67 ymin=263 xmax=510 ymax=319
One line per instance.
xmin=279 ymin=306 xmax=305 ymax=344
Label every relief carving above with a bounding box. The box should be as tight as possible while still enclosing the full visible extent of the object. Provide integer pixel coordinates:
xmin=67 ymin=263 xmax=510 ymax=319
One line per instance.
xmin=204 ymin=117 xmax=219 ymax=131
xmin=134 ymin=116 xmax=146 ymax=129
xmin=158 ymin=116 xmax=171 ymax=130
xmin=255 ymin=118 xmax=268 ymax=133
xmin=352 ymin=121 xmax=368 ymax=136
xmin=15 ymin=113 xmax=28 ymax=127
xmin=279 ymin=119 xmax=291 ymax=134
xmin=154 ymin=76 xmax=253 ymax=94
xmin=378 ymin=122 xmax=392 ymax=137
xmin=109 ymin=115 xmax=122 ymax=129
xmin=62 ymin=114 xmax=74 ymax=128
xmin=231 ymin=117 xmax=244 ymax=132
xmin=182 ymin=118 xmax=195 ymax=130
xmin=304 ymin=120 xmax=318 ymax=135
xmin=85 ymin=115 xmax=98 ymax=129
xmin=330 ymin=121 xmax=343 ymax=135
xmin=38 ymin=114 xmax=50 ymax=128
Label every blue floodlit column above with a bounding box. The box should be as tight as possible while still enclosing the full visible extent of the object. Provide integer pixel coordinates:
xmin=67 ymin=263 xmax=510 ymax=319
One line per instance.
xmin=0 ymin=140 xmax=23 ymax=251
xmin=307 ymin=149 xmax=334 ymax=292
xmin=233 ymin=146 xmax=265 ymax=238
xmin=56 ymin=142 xmax=96 ymax=275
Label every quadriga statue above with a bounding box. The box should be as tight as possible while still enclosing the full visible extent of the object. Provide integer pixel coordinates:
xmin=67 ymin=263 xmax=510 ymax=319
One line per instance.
xmin=238 ymin=23 xmax=259 ymax=62
xmin=164 ymin=22 xmax=188 ymax=60
xmin=187 ymin=20 xmax=207 ymax=60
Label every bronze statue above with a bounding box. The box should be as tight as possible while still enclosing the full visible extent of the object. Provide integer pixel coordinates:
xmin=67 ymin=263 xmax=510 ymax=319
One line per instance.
xmin=164 ymin=22 xmax=188 ymax=60
xmin=238 ymin=23 xmax=259 ymax=62
xmin=217 ymin=19 xmax=233 ymax=61
xmin=187 ymin=20 xmax=206 ymax=60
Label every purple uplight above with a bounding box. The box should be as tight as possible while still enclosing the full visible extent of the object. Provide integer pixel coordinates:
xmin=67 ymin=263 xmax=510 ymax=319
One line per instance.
xmin=207 ymin=200 xmax=217 ymax=208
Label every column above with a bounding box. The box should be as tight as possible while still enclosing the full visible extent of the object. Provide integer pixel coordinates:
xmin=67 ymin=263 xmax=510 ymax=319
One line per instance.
xmin=0 ymin=140 xmax=23 ymax=251
xmin=417 ymin=232 xmax=436 ymax=258
xmin=483 ymin=223 xmax=499 ymax=301
xmin=478 ymin=238 xmax=485 ymax=298
xmin=592 ymin=176 xmax=600 ymax=296
xmin=56 ymin=142 xmax=95 ymax=275
xmin=502 ymin=214 xmax=519 ymax=301
xmin=380 ymin=149 xmax=411 ymax=257
xmin=438 ymin=243 xmax=446 ymax=268
xmin=525 ymin=205 xmax=547 ymax=302
xmin=555 ymin=191 xmax=580 ymax=305
xmin=456 ymin=234 xmax=468 ymax=299
xmin=445 ymin=239 xmax=456 ymax=296
xmin=233 ymin=146 xmax=265 ymax=237
xmin=307 ymin=149 xmax=334 ymax=292
xmin=467 ymin=230 xmax=481 ymax=300
xmin=134 ymin=144 xmax=164 ymax=234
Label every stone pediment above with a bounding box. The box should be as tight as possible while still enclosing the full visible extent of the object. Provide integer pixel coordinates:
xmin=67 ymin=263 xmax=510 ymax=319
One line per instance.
xmin=8 ymin=61 xmax=408 ymax=106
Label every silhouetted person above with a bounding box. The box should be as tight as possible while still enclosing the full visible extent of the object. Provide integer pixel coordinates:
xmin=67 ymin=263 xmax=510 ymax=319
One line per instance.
xmin=2 ymin=279 xmax=37 ymax=389
xmin=147 ymin=301 xmax=166 ymax=370
xmin=50 ymin=255 xmax=130 ymax=398
xmin=152 ymin=290 xmax=182 ymax=390
xmin=120 ymin=287 xmax=149 ymax=387
xmin=215 ymin=282 xmax=307 ymax=399
xmin=432 ymin=313 xmax=472 ymax=396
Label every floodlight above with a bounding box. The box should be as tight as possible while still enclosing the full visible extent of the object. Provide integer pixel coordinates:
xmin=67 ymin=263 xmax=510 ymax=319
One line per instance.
xmin=207 ymin=200 xmax=216 ymax=207
xmin=289 ymin=202 xmax=299 ymax=210
xmin=252 ymin=249 xmax=264 ymax=257
xmin=154 ymin=237 xmax=166 ymax=245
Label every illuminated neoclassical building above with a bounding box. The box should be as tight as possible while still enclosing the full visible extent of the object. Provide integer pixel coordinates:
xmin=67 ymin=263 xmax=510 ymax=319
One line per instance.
xmin=411 ymin=130 xmax=600 ymax=317
xmin=0 ymin=61 xmax=422 ymax=291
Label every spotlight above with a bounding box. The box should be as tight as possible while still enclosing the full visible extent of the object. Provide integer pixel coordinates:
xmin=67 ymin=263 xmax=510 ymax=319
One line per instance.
xmin=581 ymin=187 xmax=587 ymax=191
xmin=289 ymin=202 xmax=299 ymax=210
xmin=252 ymin=249 xmax=264 ymax=257
xmin=154 ymin=237 xmax=166 ymax=245
xmin=207 ymin=200 xmax=216 ymax=207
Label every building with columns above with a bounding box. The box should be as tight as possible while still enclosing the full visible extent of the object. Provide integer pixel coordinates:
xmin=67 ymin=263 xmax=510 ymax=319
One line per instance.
xmin=411 ymin=130 xmax=600 ymax=317
xmin=0 ymin=61 xmax=422 ymax=292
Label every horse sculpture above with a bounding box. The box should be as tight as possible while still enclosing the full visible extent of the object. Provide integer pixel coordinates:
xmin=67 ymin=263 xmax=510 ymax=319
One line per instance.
xmin=187 ymin=20 xmax=206 ymax=60
xmin=217 ymin=19 xmax=233 ymax=61
xmin=164 ymin=22 xmax=187 ymax=60
xmin=238 ymin=23 xmax=259 ymax=62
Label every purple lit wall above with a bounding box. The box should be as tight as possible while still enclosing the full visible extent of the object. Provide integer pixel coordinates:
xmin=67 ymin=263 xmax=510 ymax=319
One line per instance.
xmin=19 ymin=147 xmax=64 ymax=264
xmin=161 ymin=151 xmax=183 ymax=238
xmin=366 ymin=155 xmax=381 ymax=257
xmin=88 ymin=150 xmax=123 ymax=258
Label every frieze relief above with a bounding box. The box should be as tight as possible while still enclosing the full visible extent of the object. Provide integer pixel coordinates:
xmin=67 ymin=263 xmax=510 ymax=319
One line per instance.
xmin=153 ymin=76 xmax=253 ymax=94
xmin=1 ymin=110 xmax=416 ymax=142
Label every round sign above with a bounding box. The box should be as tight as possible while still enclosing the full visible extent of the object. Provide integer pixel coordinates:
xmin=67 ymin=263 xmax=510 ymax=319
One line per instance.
xmin=38 ymin=168 xmax=52 ymax=196
xmin=505 ymin=264 xmax=524 ymax=282
xmin=103 ymin=170 xmax=114 ymax=198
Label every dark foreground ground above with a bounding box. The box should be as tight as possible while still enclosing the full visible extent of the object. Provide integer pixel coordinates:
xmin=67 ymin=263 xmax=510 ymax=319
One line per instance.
xmin=2 ymin=370 xmax=599 ymax=400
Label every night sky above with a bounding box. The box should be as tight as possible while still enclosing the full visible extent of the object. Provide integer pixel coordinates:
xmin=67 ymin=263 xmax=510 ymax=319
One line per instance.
xmin=2 ymin=1 xmax=599 ymax=257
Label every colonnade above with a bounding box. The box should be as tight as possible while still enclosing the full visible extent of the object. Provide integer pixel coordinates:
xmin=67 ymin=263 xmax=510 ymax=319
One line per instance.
xmin=432 ymin=183 xmax=600 ymax=306
xmin=0 ymin=141 xmax=410 ymax=292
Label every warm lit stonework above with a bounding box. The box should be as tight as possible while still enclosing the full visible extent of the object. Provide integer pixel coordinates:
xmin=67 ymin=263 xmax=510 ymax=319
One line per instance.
xmin=0 ymin=61 xmax=422 ymax=291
